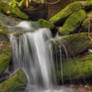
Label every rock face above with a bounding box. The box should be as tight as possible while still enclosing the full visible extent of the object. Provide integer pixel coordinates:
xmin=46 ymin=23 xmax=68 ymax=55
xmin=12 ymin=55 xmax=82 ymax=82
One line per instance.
xmin=60 ymin=9 xmax=86 ymax=35
xmin=0 ymin=69 xmax=27 ymax=92
xmin=58 ymin=54 xmax=92 ymax=82
xmin=51 ymin=32 xmax=92 ymax=57
xmin=0 ymin=32 xmax=11 ymax=77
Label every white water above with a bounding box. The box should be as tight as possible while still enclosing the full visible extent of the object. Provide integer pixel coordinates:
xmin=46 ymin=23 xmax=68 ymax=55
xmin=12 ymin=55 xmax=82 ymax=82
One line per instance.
xmin=9 ymin=21 xmax=57 ymax=92
xmin=9 ymin=21 xmax=92 ymax=92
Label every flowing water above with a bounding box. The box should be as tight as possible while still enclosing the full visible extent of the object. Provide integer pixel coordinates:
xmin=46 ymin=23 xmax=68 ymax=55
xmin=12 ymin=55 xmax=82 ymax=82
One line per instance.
xmin=9 ymin=21 xmax=92 ymax=92
xmin=9 ymin=21 xmax=56 ymax=92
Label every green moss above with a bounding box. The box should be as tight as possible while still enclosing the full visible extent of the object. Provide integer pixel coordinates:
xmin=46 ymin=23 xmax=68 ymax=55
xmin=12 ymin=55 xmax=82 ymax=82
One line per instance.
xmin=61 ymin=54 xmax=92 ymax=81
xmin=38 ymin=19 xmax=55 ymax=29
xmin=0 ymin=20 xmax=7 ymax=29
xmin=0 ymin=2 xmax=29 ymax=19
xmin=60 ymin=9 xmax=86 ymax=35
xmin=0 ymin=25 xmax=6 ymax=29
xmin=51 ymin=32 xmax=92 ymax=56
xmin=9 ymin=0 xmax=24 ymax=8
xmin=49 ymin=0 xmax=92 ymax=24
xmin=0 ymin=69 xmax=27 ymax=92
xmin=83 ymin=0 xmax=92 ymax=7
xmin=0 ymin=39 xmax=11 ymax=76
xmin=0 ymin=30 xmax=9 ymax=37
xmin=49 ymin=1 xmax=82 ymax=24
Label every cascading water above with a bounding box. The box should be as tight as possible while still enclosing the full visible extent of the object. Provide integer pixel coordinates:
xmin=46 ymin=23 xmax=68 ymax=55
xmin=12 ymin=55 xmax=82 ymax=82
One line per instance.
xmin=9 ymin=21 xmax=57 ymax=92
xmin=8 ymin=21 xmax=91 ymax=92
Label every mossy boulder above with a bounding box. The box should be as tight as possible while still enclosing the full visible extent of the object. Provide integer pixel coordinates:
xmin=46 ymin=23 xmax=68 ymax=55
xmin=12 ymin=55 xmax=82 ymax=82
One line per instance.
xmin=0 ymin=69 xmax=27 ymax=92
xmin=60 ymin=9 xmax=86 ymax=35
xmin=0 ymin=33 xmax=11 ymax=76
xmin=59 ymin=54 xmax=92 ymax=82
xmin=38 ymin=19 xmax=55 ymax=29
xmin=49 ymin=1 xmax=92 ymax=24
xmin=50 ymin=32 xmax=92 ymax=57
xmin=0 ymin=2 xmax=29 ymax=19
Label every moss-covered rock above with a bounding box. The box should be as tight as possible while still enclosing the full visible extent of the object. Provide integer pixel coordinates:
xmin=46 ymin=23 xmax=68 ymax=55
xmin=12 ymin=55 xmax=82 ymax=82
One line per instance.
xmin=0 ymin=33 xmax=11 ymax=76
xmin=60 ymin=9 xmax=86 ymax=35
xmin=49 ymin=1 xmax=82 ymax=24
xmin=59 ymin=54 xmax=92 ymax=82
xmin=49 ymin=0 xmax=92 ymax=24
xmin=0 ymin=69 xmax=27 ymax=92
xmin=0 ymin=2 xmax=29 ymax=19
xmin=50 ymin=32 xmax=92 ymax=57
xmin=38 ymin=19 xmax=55 ymax=29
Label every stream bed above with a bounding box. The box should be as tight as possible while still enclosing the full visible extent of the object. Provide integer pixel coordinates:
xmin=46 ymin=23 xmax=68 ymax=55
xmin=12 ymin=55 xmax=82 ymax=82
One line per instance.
xmin=24 ymin=85 xmax=92 ymax=92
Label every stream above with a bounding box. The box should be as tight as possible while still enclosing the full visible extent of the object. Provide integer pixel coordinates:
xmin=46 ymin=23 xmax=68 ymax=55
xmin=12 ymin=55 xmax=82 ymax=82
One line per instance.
xmin=9 ymin=21 xmax=92 ymax=92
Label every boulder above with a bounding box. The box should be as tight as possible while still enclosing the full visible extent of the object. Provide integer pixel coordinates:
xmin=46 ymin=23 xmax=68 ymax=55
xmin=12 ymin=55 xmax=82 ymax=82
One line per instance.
xmin=60 ymin=9 xmax=86 ymax=35
xmin=0 ymin=69 xmax=27 ymax=92
xmin=58 ymin=54 xmax=92 ymax=82
xmin=50 ymin=32 xmax=92 ymax=57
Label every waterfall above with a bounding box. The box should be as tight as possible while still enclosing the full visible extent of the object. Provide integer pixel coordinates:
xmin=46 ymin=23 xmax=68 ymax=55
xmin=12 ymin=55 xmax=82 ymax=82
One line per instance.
xmin=9 ymin=21 xmax=56 ymax=91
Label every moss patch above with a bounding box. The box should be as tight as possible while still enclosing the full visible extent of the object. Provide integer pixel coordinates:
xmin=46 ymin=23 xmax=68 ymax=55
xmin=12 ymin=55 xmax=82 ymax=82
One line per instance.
xmin=49 ymin=1 xmax=82 ymax=24
xmin=38 ymin=19 xmax=55 ymax=29
xmin=61 ymin=54 xmax=92 ymax=81
xmin=60 ymin=9 xmax=86 ymax=35
xmin=0 ymin=35 xmax=11 ymax=76
xmin=0 ymin=2 xmax=29 ymax=19
xmin=0 ymin=69 xmax=27 ymax=92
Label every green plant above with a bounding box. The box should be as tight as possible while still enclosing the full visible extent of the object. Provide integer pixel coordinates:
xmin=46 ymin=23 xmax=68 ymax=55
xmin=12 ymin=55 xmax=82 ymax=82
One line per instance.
xmin=9 ymin=0 xmax=25 ymax=8
xmin=9 ymin=0 xmax=45 ymax=8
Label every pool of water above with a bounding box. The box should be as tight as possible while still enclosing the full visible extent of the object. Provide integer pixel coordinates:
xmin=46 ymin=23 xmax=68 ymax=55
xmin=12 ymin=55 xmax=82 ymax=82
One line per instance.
xmin=24 ymin=85 xmax=92 ymax=92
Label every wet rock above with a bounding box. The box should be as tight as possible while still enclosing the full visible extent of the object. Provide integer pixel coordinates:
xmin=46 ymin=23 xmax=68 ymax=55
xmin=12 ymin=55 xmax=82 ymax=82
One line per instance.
xmin=50 ymin=32 xmax=92 ymax=57
xmin=60 ymin=9 xmax=86 ymax=35
xmin=0 ymin=69 xmax=27 ymax=92
xmin=0 ymin=12 xmax=21 ymax=27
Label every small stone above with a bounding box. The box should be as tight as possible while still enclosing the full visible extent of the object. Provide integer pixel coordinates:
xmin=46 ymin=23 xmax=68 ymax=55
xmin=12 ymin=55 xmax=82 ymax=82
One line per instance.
xmin=6 ymin=10 xmax=11 ymax=15
xmin=88 ymin=49 xmax=92 ymax=54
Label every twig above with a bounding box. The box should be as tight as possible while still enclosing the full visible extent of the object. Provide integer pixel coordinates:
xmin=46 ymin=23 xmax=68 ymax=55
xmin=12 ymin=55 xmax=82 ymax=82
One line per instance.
xmin=88 ymin=17 xmax=92 ymax=41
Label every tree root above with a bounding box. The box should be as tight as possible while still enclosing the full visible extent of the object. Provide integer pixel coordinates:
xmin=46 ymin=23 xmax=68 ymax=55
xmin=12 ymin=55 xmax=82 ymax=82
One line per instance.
xmin=88 ymin=18 xmax=92 ymax=41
